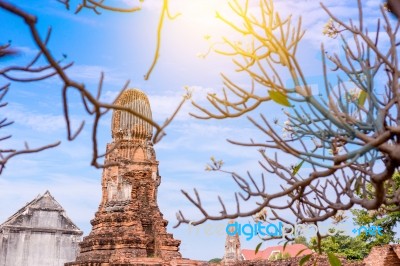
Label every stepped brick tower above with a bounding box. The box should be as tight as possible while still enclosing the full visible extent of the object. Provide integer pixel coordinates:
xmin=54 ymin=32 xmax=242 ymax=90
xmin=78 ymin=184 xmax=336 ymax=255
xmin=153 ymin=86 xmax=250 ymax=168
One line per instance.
xmin=221 ymin=220 xmax=243 ymax=265
xmin=66 ymin=89 xmax=198 ymax=266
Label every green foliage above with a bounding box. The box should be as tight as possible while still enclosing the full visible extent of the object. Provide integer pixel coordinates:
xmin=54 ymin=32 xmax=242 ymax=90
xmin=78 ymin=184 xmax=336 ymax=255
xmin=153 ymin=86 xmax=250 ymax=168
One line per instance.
xmin=299 ymin=254 xmax=312 ymax=266
xmin=283 ymin=252 xmax=291 ymax=259
xmin=358 ymin=90 xmax=367 ymax=106
xmin=310 ymin=172 xmax=400 ymax=261
xmin=255 ymin=242 xmax=263 ymax=254
xmin=327 ymin=252 xmax=342 ymax=266
xmin=292 ymin=160 xmax=305 ymax=176
xmin=275 ymin=252 xmax=283 ymax=260
xmin=352 ymin=171 xmax=400 ymax=248
xmin=294 ymin=236 xmax=309 ymax=247
xmin=351 ymin=208 xmax=400 ymax=248
xmin=208 ymin=258 xmax=222 ymax=263
xmin=269 ymin=251 xmax=291 ymax=261
xmin=310 ymin=232 xmax=369 ymax=260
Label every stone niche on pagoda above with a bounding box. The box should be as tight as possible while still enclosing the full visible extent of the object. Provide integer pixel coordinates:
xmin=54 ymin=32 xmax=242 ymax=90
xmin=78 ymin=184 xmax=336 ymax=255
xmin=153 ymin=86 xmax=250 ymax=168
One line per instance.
xmin=66 ymin=89 xmax=199 ymax=266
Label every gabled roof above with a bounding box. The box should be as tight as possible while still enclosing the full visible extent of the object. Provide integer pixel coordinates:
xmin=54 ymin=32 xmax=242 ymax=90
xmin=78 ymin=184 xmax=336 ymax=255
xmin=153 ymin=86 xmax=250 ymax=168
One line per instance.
xmin=242 ymin=244 xmax=313 ymax=260
xmin=0 ymin=191 xmax=82 ymax=235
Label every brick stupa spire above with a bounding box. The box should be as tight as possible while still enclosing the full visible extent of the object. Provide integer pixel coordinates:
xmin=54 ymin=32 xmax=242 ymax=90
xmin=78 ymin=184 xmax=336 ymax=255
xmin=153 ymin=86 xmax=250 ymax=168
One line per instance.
xmin=222 ymin=220 xmax=243 ymax=265
xmin=66 ymin=89 xmax=200 ymax=266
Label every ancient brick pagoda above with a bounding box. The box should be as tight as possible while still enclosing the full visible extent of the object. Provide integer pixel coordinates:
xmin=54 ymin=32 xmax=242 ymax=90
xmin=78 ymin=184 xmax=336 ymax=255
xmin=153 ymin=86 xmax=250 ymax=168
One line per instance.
xmin=221 ymin=220 xmax=243 ymax=265
xmin=66 ymin=89 xmax=200 ymax=266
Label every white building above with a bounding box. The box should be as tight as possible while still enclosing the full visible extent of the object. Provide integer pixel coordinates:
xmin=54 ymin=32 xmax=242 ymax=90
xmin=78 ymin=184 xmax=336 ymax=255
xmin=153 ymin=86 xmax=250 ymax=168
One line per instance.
xmin=0 ymin=191 xmax=82 ymax=266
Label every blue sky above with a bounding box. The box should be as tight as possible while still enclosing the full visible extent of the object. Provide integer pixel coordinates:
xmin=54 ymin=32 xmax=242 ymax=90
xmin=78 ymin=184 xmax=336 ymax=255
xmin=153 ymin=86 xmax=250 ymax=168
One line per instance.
xmin=0 ymin=0 xmax=389 ymax=261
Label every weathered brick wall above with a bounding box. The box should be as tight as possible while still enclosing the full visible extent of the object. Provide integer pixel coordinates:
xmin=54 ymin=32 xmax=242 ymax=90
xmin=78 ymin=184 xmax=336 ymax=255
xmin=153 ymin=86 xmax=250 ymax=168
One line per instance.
xmin=229 ymin=254 xmax=364 ymax=266
xmin=211 ymin=245 xmax=400 ymax=266
xmin=394 ymin=245 xmax=400 ymax=259
xmin=364 ymin=245 xmax=400 ymax=266
xmin=225 ymin=245 xmax=400 ymax=266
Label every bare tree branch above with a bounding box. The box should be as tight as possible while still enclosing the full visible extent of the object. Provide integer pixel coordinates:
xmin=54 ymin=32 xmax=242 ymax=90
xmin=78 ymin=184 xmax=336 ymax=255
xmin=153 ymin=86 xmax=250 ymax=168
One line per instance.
xmin=0 ymin=0 xmax=189 ymax=171
xmin=176 ymin=0 xmax=400 ymax=233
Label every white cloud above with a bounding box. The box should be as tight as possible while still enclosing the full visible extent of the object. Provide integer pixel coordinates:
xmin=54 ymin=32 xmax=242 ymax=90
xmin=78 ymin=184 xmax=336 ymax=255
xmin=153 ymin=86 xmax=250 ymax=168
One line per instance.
xmin=3 ymin=106 xmax=65 ymax=133
xmin=1 ymin=104 xmax=86 ymax=134
xmin=65 ymin=65 xmax=128 ymax=84
xmin=14 ymin=46 xmax=39 ymax=57
xmin=156 ymin=121 xmax=264 ymax=158
xmin=19 ymin=2 xmax=100 ymax=26
xmin=148 ymin=90 xmax=193 ymax=122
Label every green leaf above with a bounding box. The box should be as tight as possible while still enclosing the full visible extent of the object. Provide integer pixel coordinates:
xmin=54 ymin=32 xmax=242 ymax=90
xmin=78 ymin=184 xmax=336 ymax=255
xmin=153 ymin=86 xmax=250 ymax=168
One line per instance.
xmin=283 ymin=241 xmax=289 ymax=252
xmin=358 ymin=90 xmax=367 ymax=106
xmin=327 ymin=252 xmax=342 ymax=266
xmin=299 ymin=254 xmax=312 ymax=266
xmin=295 ymin=248 xmax=309 ymax=257
xmin=292 ymin=160 xmax=305 ymax=176
xmin=355 ymin=176 xmax=362 ymax=195
xmin=255 ymin=242 xmax=263 ymax=254
xmin=269 ymin=90 xmax=291 ymax=107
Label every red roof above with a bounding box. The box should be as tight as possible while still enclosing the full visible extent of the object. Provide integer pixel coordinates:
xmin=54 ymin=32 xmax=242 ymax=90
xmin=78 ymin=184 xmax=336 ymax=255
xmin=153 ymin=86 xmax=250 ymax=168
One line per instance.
xmin=242 ymin=244 xmax=313 ymax=260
